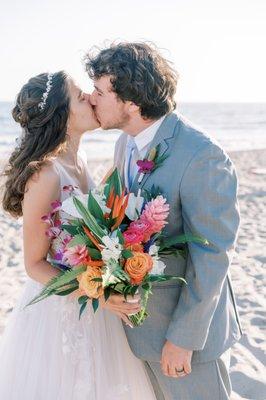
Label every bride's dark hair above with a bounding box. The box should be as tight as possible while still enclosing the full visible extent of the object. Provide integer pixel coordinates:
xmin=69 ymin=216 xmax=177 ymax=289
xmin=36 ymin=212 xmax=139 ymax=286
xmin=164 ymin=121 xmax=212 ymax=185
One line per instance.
xmin=1 ymin=71 xmax=70 ymax=218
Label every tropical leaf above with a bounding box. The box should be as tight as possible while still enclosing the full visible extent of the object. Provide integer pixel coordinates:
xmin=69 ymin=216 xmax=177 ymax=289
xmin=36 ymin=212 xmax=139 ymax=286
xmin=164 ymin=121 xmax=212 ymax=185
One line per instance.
xmin=68 ymin=234 xmax=89 ymax=247
xmin=92 ymin=298 xmax=99 ymax=313
xmin=147 ymin=275 xmax=186 ymax=284
xmin=88 ymin=192 xmax=105 ymax=224
xmin=87 ymin=247 xmax=102 ymax=259
xmin=159 ymin=234 xmax=208 ymax=250
xmin=78 ymin=295 xmax=89 ymax=305
xmin=79 ymin=302 xmax=88 ymax=320
xmin=116 ymin=229 xmax=125 ymax=245
xmin=121 ymin=249 xmax=133 ymax=259
xmin=104 ymin=168 xmax=123 ymax=198
xmin=73 ymin=197 xmax=106 ymax=240
xmin=61 ymin=224 xmax=80 ymax=236
xmin=54 ymin=282 xmax=79 ymax=296
xmin=25 ymin=266 xmax=87 ymax=307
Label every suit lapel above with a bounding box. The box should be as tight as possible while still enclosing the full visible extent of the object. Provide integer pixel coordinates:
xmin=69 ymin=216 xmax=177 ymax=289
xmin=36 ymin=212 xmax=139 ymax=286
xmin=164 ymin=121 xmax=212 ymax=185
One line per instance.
xmin=130 ymin=113 xmax=180 ymax=192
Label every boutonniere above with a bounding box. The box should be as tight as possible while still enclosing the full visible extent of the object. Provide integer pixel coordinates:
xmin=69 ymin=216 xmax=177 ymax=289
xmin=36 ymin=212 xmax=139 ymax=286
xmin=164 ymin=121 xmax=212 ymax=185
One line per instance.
xmin=136 ymin=144 xmax=168 ymax=185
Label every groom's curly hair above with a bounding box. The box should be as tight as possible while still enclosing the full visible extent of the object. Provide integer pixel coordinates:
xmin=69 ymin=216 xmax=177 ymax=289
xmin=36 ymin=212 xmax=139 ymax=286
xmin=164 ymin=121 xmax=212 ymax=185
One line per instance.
xmin=85 ymin=42 xmax=178 ymax=119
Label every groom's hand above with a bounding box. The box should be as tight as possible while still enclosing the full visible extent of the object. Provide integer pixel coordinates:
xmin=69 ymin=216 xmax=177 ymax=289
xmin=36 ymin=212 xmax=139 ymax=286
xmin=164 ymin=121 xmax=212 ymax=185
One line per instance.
xmin=99 ymin=293 xmax=141 ymax=327
xmin=161 ymin=340 xmax=192 ymax=378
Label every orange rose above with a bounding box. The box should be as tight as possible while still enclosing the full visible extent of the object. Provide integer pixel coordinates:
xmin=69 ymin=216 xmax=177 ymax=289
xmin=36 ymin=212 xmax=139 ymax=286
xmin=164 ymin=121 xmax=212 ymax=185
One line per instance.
xmin=77 ymin=265 xmax=103 ymax=299
xmin=124 ymin=252 xmax=153 ymax=285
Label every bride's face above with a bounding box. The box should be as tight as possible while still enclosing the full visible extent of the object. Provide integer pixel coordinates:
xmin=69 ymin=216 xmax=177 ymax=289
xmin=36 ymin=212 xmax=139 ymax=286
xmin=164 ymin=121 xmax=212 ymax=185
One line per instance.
xmin=67 ymin=78 xmax=100 ymax=134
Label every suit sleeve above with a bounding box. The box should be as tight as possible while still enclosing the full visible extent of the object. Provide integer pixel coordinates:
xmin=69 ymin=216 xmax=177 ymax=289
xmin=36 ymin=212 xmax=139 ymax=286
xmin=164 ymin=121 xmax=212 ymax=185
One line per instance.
xmin=165 ymin=143 xmax=240 ymax=350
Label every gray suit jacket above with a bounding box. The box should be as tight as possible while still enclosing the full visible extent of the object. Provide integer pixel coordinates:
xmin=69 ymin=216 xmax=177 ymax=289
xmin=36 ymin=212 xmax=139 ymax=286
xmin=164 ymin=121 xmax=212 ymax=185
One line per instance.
xmin=113 ymin=113 xmax=242 ymax=364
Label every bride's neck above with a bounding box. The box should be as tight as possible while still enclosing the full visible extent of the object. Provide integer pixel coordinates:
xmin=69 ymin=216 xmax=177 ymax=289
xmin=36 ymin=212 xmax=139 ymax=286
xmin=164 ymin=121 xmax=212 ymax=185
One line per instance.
xmin=59 ymin=134 xmax=82 ymax=166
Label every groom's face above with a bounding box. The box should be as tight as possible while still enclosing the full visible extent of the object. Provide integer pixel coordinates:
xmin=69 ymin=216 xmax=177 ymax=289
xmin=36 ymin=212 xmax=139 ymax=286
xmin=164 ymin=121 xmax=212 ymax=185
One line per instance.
xmin=90 ymin=76 xmax=130 ymax=130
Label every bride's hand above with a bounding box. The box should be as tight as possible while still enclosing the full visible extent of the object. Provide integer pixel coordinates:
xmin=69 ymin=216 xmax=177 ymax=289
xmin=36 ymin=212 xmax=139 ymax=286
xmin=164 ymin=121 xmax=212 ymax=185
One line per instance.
xmin=99 ymin=293 xmax=141 ymax=327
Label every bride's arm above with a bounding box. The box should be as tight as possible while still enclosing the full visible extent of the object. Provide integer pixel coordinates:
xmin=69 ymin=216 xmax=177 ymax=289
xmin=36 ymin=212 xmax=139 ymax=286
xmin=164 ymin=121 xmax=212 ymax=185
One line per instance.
xmin=22 ymin=164 xmax=61 ymax=285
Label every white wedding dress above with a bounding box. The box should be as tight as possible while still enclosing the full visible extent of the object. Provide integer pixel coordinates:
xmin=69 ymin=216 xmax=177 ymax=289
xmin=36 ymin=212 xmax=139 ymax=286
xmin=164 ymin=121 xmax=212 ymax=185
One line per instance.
xmin=0 ymin=153 xmax=156 ymax=400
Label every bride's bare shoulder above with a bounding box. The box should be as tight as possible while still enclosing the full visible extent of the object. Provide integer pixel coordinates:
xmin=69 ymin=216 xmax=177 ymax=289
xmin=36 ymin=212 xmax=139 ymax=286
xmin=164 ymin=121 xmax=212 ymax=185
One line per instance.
xmin=25 ymin=161 xmax=60 ymax=196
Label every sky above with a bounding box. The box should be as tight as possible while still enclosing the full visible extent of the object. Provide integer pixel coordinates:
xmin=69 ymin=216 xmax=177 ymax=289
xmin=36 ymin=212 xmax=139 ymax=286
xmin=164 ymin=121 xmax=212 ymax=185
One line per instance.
xmin=0 ymin=0 xmax=265 ymax=102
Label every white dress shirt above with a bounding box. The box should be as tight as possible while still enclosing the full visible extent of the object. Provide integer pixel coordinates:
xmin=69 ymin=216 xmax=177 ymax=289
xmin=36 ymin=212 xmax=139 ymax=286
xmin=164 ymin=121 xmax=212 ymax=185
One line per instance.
xmin=124 ymin=115 xmax=166 ymax=189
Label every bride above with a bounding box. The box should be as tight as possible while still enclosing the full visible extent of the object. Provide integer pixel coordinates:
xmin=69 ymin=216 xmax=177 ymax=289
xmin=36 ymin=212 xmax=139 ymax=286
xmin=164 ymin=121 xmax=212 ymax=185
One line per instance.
xmin=0 ymin=71 xmax=156 ymax=400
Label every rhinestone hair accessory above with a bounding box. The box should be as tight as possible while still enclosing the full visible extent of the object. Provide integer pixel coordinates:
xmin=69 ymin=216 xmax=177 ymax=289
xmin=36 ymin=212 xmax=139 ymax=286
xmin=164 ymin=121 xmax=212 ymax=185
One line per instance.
xmin=38 ymin=73 xmax=53 ymax=110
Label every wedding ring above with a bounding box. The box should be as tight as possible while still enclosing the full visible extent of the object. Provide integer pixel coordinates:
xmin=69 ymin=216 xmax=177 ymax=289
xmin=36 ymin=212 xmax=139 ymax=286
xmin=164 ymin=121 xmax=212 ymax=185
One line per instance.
xmin=175 ymin=368 xmax=185 ymax=374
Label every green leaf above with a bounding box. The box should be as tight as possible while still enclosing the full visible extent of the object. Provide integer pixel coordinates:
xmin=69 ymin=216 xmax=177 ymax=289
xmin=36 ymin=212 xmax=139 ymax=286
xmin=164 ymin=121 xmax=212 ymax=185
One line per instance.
xmin=54 ymin=282 xmax=79 ymax=296
xmin=79 ymin=302 xmax=88 ymax=320
xmin=73 ymin=197 xmax=106 ymax=240
xmin=88 ymin=192 xmax=105 ymax=224
xmin=61 ymin=224 xmax=79 ymax=236
xmin=148 ymin=275 xmax=187 ymax=284
xmin=91 ymin=277 xmax=103 ymax=282
xmin=104 ymin=287 xmax=111 ymax=302
xmin=68 ymin=234 xmax=88 ymax=247
xmin=104 ymin=168 xmax=123 ymax=198
xmin=87 ymin=247 xmax=102 ymax=259
xmin=116 ymin=229 xmax=125 ymax=245
xmin=121 ymin=249 xmax=133 ymax=259
xmin=159 ymin=234 xmax=208 ymax=251
xmin=78 ymin=295 xmax=89 ymax=305
xmin=25 ymin=266 xmax=86 ymax=307
xmin=142 ymin=282 xmax=151 ymax=291
xmin=92 ymin=298 xmax=99 ymax=313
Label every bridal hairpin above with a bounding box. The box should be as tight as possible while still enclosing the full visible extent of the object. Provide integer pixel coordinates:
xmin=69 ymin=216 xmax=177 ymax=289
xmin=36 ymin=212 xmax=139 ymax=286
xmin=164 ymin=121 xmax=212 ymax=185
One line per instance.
xmin=38 ymin=73 xmax=54 ymax=110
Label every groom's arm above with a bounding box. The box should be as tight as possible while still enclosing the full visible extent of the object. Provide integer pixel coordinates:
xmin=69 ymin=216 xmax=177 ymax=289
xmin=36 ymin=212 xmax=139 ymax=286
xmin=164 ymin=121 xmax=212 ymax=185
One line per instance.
xmin=165 ymin=142 xmax=240 ymax=351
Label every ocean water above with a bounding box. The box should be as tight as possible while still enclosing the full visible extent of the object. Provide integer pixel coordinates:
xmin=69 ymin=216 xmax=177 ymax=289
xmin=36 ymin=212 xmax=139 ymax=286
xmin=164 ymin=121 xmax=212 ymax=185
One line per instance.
xmin=0 ymin=102 xmax=265 ymax=161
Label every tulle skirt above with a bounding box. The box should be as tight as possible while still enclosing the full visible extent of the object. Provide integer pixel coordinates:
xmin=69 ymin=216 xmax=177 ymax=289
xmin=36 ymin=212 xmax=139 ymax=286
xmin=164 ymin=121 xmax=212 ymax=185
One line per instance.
xmin=0 ymin=278 xmax=155 ymax=400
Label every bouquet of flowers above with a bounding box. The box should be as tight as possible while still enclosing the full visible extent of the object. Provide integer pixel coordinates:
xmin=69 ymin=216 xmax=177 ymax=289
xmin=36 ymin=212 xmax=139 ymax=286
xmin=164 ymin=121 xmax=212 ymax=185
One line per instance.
xmin=26 ymin=169 xmax=207 ymax=326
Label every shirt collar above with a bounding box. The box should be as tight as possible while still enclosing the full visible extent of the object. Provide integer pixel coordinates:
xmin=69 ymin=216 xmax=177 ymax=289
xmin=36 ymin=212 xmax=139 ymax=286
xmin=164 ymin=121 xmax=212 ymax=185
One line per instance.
xmin=127 ymin=115 xmax=166 ymax=153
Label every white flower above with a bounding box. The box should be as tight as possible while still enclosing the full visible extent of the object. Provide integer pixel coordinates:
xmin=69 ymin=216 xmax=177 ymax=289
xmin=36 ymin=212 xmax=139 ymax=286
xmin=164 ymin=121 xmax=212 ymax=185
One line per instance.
xmin=61 ymin=194 xmax=88 ymax=218
xmin=101 ymin=235 xmax=122 ymax=263
xmin=125 ymin=190 xmax=144 ymax=221
xmin=149 ymin=244 xmax=166 ymax=275
xmin=102 ymin=259 xmax=121 ymax=287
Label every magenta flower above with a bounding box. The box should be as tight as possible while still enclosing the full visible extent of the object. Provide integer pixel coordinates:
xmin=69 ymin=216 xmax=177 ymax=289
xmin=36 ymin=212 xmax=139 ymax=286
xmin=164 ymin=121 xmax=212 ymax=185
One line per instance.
xmin=51 ymin=200 xmax=62 ymax=212
xmin=62 ymin=185 xmax=78 ymax=194
xmin=136 ymin=159 xmax=155 ymax=174
xmin=62 ymin=234 xmax=73 ymax=246
xmin=45 ymin=226 xmax=61 ymax=239
xmin=123 ymin=230 xmax=144 ymax=245
xmin=63 ymin=245 xmax=89 ymax=266
xmin=129 ymin=219 xmax=153 ymax=242
xmin=41 ymin=212 xmax=54 ymax=224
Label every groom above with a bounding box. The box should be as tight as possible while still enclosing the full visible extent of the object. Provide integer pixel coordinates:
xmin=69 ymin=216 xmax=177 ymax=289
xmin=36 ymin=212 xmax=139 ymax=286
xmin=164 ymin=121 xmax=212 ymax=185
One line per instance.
xmin=86 ymin=42 xmax=242 ymax=400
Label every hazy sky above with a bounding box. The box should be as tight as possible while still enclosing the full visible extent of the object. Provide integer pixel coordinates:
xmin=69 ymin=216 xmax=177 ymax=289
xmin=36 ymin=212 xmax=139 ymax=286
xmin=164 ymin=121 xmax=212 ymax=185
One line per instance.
xmin=0 ymin=0 xmax=265 ymax=102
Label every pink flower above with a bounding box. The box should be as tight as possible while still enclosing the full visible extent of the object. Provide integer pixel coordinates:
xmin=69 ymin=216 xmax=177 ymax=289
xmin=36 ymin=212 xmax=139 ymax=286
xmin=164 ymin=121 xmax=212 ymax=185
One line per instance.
xmin=62 ymin=234 xmax=73 ymax=246
xmin=129 ymin=219 xmax=153 ymax=242
xmin=123 ymin=230 xmax=144 ymax=245
xmin=41 ymin=212 xmax=54 ymax=224
xmin=51 ymin=200 xmax=62 ymax=212
xmin=45 ymin=226 xmax=61 ymax=239
xmin=136 ymin=159 xmax=155 ymax=174
xmin=140 ymin=195 xmax=170 ymax=234
xmin=63 ymin=245 xmax=89 ymax=266
xmin=54 ymin=219 xmax=62 ymax=228
xmin=63 ymin=185 xmax=78 ymax=194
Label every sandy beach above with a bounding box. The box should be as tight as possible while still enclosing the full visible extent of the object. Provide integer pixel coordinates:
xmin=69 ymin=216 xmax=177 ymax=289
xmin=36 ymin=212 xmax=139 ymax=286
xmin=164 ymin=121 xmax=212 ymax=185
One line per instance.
xmin=0 ymin=149 xmax=265 ymax=400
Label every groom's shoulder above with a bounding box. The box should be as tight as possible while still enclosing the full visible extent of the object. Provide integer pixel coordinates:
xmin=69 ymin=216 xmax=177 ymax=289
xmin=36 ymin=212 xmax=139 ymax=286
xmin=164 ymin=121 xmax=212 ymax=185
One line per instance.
xmin=175 ymin=112 xmax=228 ymax=159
